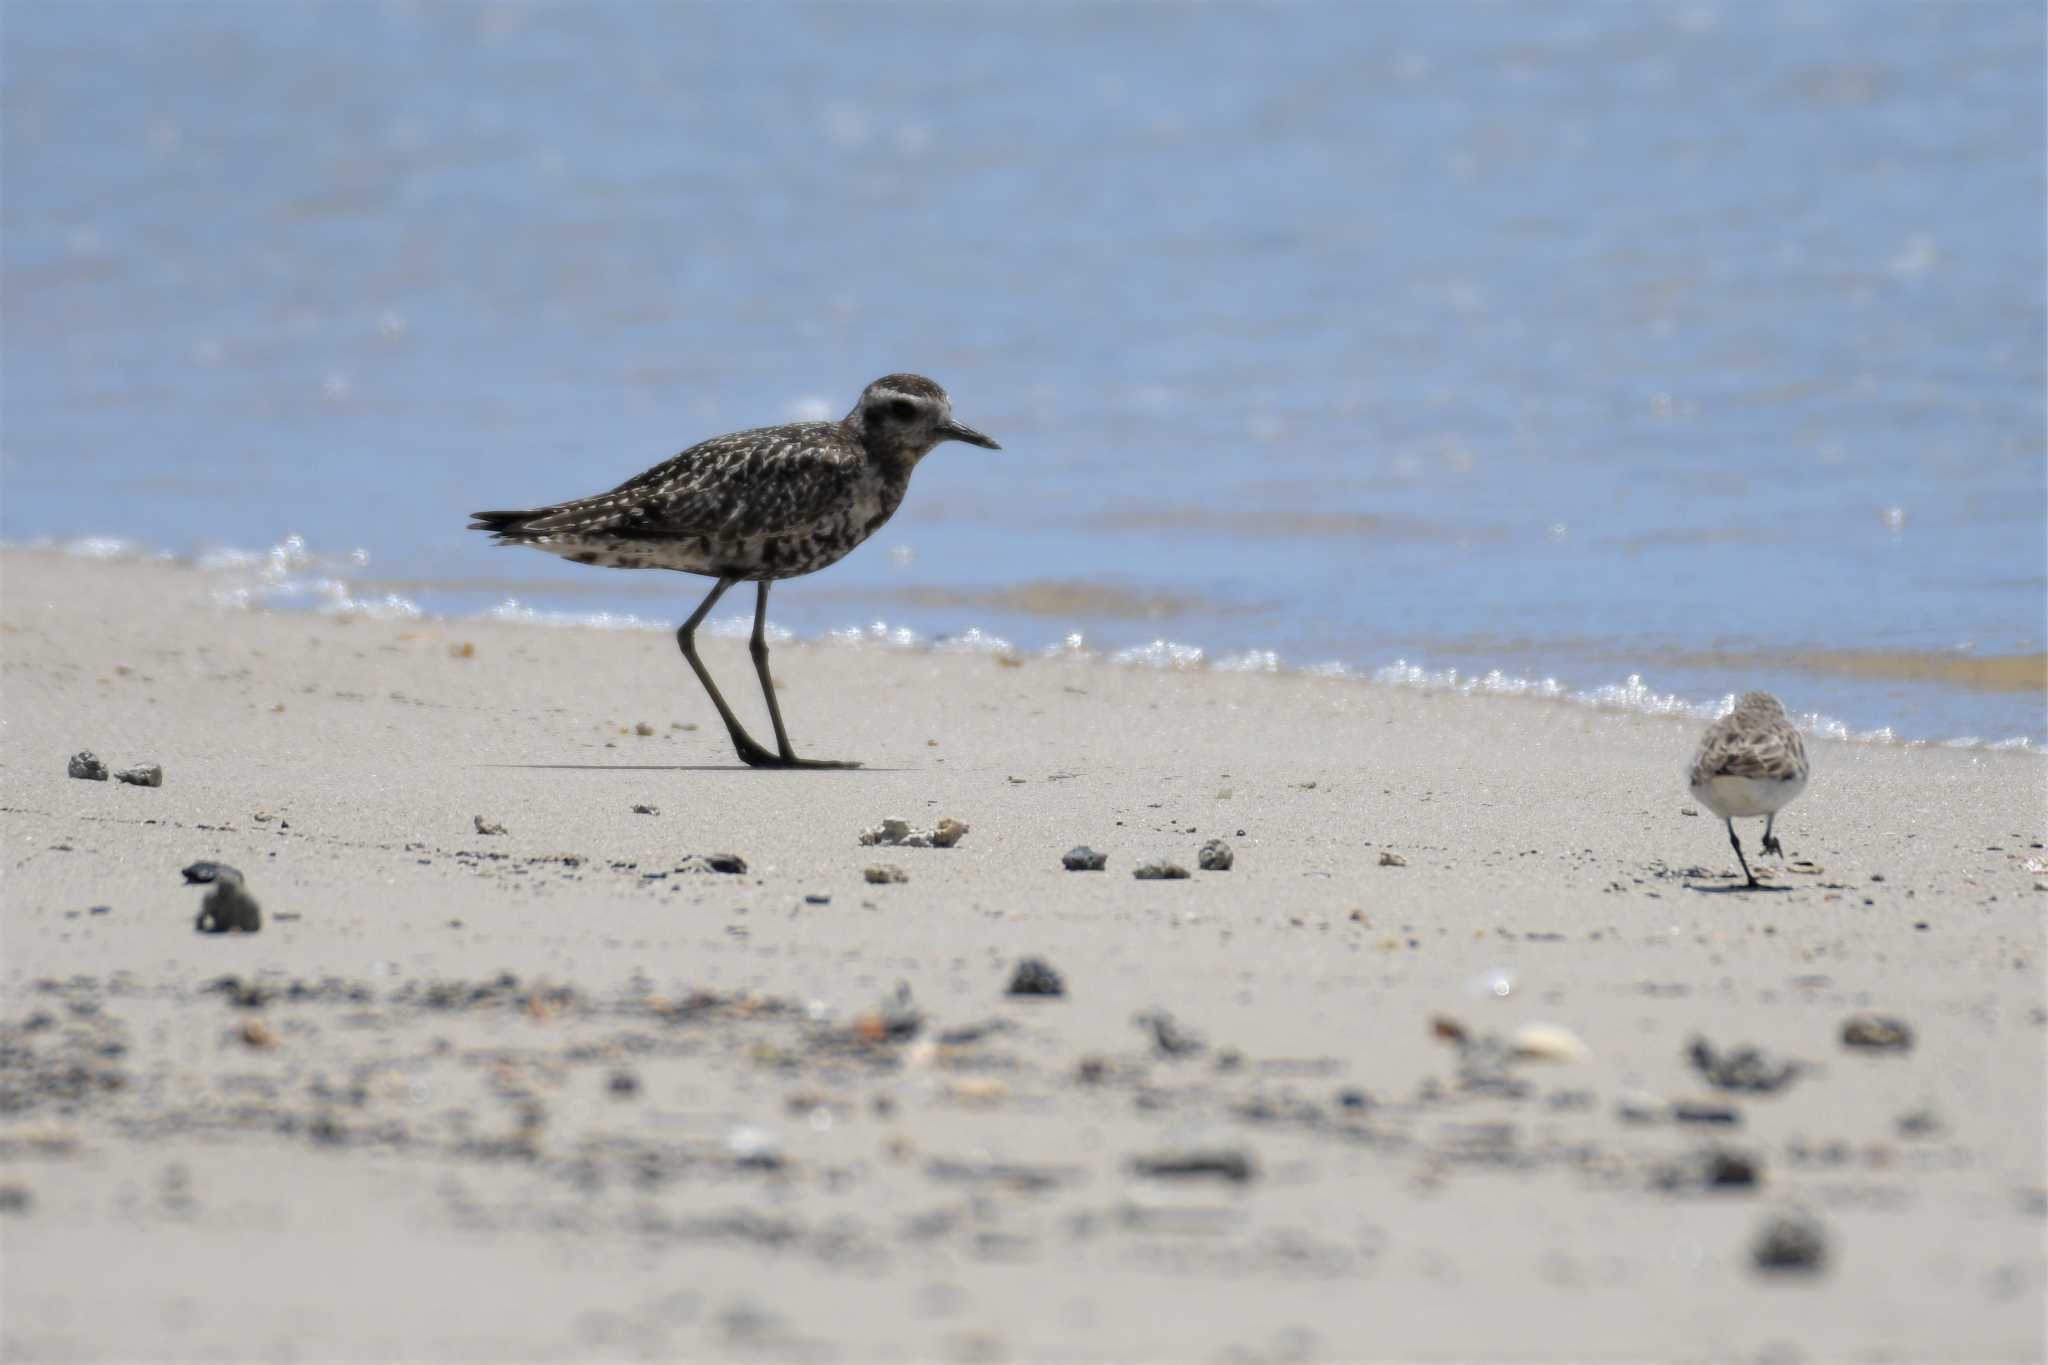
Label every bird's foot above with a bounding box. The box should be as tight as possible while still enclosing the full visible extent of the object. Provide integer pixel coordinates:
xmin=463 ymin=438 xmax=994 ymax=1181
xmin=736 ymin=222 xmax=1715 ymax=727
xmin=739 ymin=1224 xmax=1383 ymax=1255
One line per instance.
xmin=732 ymin=736 xmax=861 ymax=770
xmin=1760 ymin=834 xmax=1785 ymax=859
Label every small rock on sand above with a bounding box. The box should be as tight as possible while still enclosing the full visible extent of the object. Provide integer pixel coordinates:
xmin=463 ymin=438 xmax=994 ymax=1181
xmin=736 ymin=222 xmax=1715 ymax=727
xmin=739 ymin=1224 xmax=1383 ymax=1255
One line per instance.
xmin=1841 ymin=1014 xmax=1913 ymax=1052
xmin=1135 ymin=1009 xmax=1203 ymax=1056
xmin=114 ymin=763 xmax=162 ymax=787
xmin=474 ymin=816 xmax=507 ymax=836
xmin=1006 ymin=957 xmax=1065 ymax=997
xmin=678 ymin=853 xmax=747 ymax=875
xmin=66 ymin=752 xmax=108 ymax=781
xmin=1062 ymin=846 xmax=1107 ymax=871
xmin=190 ymin=865 xmax=262 ymax=934
xmin=1133 ymin=860 xmax=1189 ymax=880
xmin=1751 ymin=1210 xmax=1828 ymax=1274
xmin=1688 ymin=1036 xmax=1801 ymax=1093
xmin=860 ymin=816 xmax=970 ymax=849
xmin=864 ymin=864 xmax=908 ymax=885
xmin=1652 ymin=1146 xmax=1760 ymax=1193
xmin=631 ymin=804 xmax=659 ymax=815
xmin=1131 ymin=1148 xmax=1256 ymax=1183
xmin=1378 ymin=851 xmax=1407 ymax=867
xmin=1197 ymin=838 xmax=1233 ymax=871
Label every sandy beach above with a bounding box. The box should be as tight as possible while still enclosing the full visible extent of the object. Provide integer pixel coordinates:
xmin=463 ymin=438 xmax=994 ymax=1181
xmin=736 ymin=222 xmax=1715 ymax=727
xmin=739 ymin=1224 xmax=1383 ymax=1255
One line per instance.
xmin=1 ymin=546 xmax=2042 ymax=1362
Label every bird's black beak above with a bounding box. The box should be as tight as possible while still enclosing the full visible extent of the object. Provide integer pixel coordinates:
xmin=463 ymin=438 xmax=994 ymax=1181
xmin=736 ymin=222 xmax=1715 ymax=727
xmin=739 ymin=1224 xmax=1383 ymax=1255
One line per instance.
xmin=940 ymin=419 xmax=1000 ymax=450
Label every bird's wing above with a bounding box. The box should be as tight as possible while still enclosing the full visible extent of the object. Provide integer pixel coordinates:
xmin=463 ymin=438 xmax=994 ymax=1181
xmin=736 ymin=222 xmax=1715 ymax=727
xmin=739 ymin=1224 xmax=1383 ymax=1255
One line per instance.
xmin=1696 ymin=724 xmax=1805 ymax=781
xmin=512 ymin=426 xmax=862 ymax=542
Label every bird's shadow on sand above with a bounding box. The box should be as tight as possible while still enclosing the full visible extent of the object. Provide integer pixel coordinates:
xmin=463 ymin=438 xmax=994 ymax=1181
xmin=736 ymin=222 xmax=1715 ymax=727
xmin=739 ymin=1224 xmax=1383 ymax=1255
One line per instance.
xmin=479 ymin=763 xmax=897 ymax=773
xmin=1685 ymin=881 xmax=1796 ymax=895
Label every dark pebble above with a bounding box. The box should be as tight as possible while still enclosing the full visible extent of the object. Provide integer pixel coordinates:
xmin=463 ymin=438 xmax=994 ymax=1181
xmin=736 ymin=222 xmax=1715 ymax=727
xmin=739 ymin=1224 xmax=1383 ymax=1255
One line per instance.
xmin=1672 ymin=1100 xmax=1742 ymax=1126
xmin=1061 ymin=846 xmax=1107 ymax=871
xmin=1336 ymin=1088 xmax=1371 ymax=1111
xmin=1688 ymin=1036 xmax=1801 ymax=1093
xmin=1752 ymin=1211 xmax=1828 ymax=1274
xmin=1006 ymin=957 xmax=1065 ymax=997
xmin=1131 ymin=1148 xmax=1255 ymax=1183
xmin=1134 ymin=1009 xmax=1203 ymax=1057
xmin=67 ymin=752 xmax=108 ymax=781
xmin=1197 ymin=839 xmax=1233 ymax=871
xmin=0 ymin=1183 xmax=32 ymax=1214
xmin=608 ymin=1070 xmax=640 ymax=1098
xmin=1841 ymin=1014 xmax=1913 ymax=1051
xmin=1133 ymin=860 xmax=1190 ymax=881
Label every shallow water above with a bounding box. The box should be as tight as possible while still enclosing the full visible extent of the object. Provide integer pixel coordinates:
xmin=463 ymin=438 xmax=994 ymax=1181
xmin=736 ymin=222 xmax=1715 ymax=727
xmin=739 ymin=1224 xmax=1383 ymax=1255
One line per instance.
xmin=4 ymin=2 xmax=2043 ymax=745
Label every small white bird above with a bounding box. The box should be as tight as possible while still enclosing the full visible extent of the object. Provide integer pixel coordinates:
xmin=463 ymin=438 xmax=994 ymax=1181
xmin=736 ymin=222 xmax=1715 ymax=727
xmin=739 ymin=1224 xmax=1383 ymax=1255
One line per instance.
xmin=1688 ymin=691 xmax=1810 ymax=888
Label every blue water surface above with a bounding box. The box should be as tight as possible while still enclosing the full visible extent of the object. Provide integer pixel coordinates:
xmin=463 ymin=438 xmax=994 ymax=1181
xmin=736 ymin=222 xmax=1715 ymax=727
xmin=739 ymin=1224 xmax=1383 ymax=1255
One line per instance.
xmin=4 ymin=1 xmax=2043 ymax=743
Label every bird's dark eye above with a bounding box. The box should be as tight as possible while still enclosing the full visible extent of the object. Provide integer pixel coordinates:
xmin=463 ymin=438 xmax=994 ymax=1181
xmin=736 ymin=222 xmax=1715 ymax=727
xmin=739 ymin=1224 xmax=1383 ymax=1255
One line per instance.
xmin=888 ymin=398 xmax=917 ymax=421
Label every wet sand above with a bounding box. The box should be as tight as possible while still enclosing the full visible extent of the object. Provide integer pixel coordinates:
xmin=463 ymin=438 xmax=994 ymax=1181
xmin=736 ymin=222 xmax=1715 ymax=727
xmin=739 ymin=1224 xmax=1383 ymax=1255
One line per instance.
xmin=1 ymin=547 xmax=2043 ymax=1362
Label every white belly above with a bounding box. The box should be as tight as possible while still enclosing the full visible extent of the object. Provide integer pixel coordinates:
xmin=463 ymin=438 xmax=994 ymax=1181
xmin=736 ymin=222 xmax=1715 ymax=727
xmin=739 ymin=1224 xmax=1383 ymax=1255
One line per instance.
xmin=1691 ymin=773 xmax=1805 ymax=820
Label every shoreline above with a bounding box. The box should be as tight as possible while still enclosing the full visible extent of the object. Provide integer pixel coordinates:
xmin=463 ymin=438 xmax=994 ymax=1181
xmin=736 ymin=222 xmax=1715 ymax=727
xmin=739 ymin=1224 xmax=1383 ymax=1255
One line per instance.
xmin=2 ymin=546 xmax=2044 ymax=1361
xmin=14 ymin=534 xmax=2046 ymax=754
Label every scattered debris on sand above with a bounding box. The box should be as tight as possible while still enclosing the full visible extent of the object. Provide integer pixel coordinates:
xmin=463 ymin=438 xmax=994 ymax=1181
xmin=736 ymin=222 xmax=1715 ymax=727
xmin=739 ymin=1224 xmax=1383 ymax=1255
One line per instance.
xmin=1688 ymin=1036 xmax=1802 ymax=1093
xmin=1652 ymin=1145 xmax=1760 ymax=1193
xmin=1197 ymin=838 xmax=1234 ymax=871
xmin=1131 ymin=1148 xmax=1256 ymax=1183
xmin=864 ymin=864 xmax=908 ymax=885
xmin=1751 ymin=1210 xmax=1828 ymax=1274
xmin=186 ymin=863 xmax=262 ymax=934
xmin=677 ymin=853 xmax=747 ymax=875
xmin=859 ymin=816 xmax=969 ymax=848
xmin=66 ymin=752 xmax=107 ymax=781
xmin=1006 ymin=958 xmax=1065 ymax=997
xmin=1062 ymin=846 xmax=1107 ymax=871
xmin=1841 ymin=1014 xmax=1913 ymax=1052
xmin=114 ymin=763 xmax=162 ymax=787
xmin=473 ymin=815 xmax=507 ymax=836
xmin=1133 ymin=860 xmax=1189 ymax=880
xmin=1135 ymin=1009 xmax=1203 ymax=1057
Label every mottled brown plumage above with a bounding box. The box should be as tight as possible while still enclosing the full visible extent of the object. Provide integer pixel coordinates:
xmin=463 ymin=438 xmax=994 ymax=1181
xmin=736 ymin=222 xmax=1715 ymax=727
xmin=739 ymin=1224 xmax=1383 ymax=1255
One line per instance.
xmin=470 ymin=374 xmax=998 ymax=768
xmin=1687 ymin=691 xmax=1810 ymax=887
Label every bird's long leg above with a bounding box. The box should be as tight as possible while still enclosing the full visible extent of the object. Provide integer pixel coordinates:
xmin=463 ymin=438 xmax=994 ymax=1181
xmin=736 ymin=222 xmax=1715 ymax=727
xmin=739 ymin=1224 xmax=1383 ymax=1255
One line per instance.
xmin=1727 ymin=819 xmax=1758 ymax=888
xmin=676 ymin=576 xmax=778 ymax=768
xmin=1760 ymin=814 xmax=1784 ymax=860
xmin=748 ymin=580 xmax=860 ymax=770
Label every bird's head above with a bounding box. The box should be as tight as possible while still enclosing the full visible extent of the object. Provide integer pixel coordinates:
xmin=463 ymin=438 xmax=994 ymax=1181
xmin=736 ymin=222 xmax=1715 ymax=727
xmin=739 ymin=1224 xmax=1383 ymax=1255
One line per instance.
xmin=848 ymin=374 xmax=999 ymax=465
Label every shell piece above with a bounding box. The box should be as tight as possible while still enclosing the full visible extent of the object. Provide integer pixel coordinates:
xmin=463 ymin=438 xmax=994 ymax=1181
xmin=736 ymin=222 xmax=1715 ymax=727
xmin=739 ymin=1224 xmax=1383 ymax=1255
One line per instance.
xmin=864 ymin=864 xmax=908 ymax=885
xmin=114 ymin=763 xmax=162 ymax=787
xmin=1511 ymin=1024 xmax=1589 ymax=1064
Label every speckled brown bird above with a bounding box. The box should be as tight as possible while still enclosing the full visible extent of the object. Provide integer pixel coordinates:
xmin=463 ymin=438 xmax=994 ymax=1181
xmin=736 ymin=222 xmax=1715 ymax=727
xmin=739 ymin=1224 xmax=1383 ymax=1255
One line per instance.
xmin=469 ymin=374 xmax=999 ymax=769
xmin=1687 ymin=690 xmax=1810 ymax=887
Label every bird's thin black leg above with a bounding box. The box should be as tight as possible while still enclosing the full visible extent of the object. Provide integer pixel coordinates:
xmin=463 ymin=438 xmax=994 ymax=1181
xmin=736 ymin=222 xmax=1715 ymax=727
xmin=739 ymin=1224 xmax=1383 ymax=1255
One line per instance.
xmin=1727 ymin=819 xmax=1758 ymax=888
xmin=748 ymin=581 xmax=859 ymax=770
xmin=676 ymin=576 xmax=778 ymax=768
xmin=1760 ymin=814 xmax=1784 ymax=860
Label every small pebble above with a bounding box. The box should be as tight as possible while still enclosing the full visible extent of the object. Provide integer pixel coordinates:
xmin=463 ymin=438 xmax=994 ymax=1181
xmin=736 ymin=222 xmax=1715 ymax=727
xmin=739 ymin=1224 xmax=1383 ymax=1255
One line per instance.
xmin=1133 ymin=860 xmax=1189 ymax=880
xmin=1005 ymin=957 xmax=1065 ymax=997
xmin=1197 ymin=838 xmax=1233 ymax=871
xmin=631 ymin=804 xmax=659 ymax=815
xmin=1841 ymin=1014 xmax=1913 ymax=1052
xmin=1752 ymin=1210 xmax=1828 ymax=1274
xmin=608 ymin=1070 xmax=640 ymax=1098
xmin=1062 ymin=846 xmax=1107 ymax=872
xmin=66 ymin=752 xmax=108 ymax=781
xmin=865 ymin=864 xmax=908 ymax=885
xmin=474 ymin=816 xmax=507 ymax=836
xmin=0 ymin=1183 xmax=31 ymax=1214
xmin=114 ymin=763 xmax=162 ymax=788
xmin=1688 ymin=1036 xmax=1801 ymax=1093
xmin=1378 ymin=851 xmax=1408 ymax=867
xmin=634 ymin=721 xmax=655 ymax=736
xmin=1131 ymin=1149 xmax=1255 ymax=1183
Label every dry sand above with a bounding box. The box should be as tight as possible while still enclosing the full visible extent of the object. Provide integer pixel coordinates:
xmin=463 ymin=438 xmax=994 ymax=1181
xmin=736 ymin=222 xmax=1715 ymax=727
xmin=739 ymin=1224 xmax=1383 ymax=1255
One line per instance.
xmin=1 ymin=547 xmax=2043 ymax=1362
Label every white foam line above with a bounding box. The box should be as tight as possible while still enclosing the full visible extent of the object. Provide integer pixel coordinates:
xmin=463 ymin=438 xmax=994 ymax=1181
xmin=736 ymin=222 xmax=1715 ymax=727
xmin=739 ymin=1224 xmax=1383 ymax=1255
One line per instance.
xmin=24 ymin=533 xmax=2042 ymax=756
